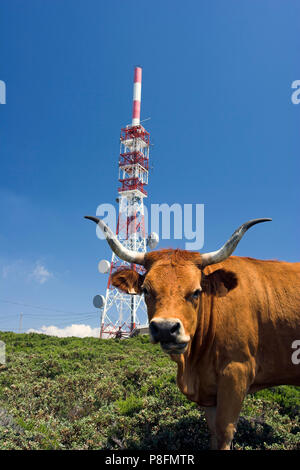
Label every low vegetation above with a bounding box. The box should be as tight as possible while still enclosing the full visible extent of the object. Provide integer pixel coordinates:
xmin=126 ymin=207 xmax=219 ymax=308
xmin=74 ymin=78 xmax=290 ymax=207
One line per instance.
xmin=0 ymin=331 xmax=299 ymax=450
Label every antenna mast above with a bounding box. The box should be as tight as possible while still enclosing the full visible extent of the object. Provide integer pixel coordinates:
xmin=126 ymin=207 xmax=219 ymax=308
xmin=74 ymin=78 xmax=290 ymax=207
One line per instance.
xmin=95 ymin=67 xmax=157 ymax=338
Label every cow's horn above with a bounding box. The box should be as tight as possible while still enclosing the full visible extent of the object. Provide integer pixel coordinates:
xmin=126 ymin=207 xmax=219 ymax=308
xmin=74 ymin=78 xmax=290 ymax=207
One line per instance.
xmin=84 ymin=216 xmax=146 ymax=265
xmin=200 ymin=218 xmax=272 ymax=268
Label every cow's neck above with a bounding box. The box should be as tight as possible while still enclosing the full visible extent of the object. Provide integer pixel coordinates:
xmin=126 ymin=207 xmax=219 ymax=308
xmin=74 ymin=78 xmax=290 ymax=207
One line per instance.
xmin=171 ymin=292 xmax=217 ymax=405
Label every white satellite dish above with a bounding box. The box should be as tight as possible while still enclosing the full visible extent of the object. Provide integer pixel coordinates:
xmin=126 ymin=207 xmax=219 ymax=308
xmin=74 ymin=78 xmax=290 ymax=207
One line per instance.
xmin=98 ymin=259 xmax=111 ymax=274
xmin=147 ymin=232 xmax=159 ymax=249
xmin=93 ymin=294 xmax=105 ymax=309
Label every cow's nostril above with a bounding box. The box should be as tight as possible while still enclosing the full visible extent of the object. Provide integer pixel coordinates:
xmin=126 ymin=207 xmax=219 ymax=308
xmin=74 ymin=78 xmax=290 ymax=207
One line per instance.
xmin=149 ymin=322 xmax=159 ymax=336
xmin=170 ymin=322 xmax=181 ymax=334
xmin=150 ymin=320 xmax=182 ymax=343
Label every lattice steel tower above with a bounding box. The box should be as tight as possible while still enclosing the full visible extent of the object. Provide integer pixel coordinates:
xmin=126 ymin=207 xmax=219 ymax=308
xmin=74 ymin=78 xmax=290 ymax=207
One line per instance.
xmin=97 ymin=67 xmax=157 ymax=338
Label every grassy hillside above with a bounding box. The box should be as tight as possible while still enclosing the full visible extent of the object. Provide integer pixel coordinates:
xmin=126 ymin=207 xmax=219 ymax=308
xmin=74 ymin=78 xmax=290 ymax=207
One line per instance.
xmin=0 ymin=331 xmax=299 ymax=450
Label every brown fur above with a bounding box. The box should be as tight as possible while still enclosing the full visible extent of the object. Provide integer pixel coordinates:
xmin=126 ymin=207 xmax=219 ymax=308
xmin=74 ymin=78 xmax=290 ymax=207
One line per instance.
xmin=111 ymin=250 xmax=300 ymax=450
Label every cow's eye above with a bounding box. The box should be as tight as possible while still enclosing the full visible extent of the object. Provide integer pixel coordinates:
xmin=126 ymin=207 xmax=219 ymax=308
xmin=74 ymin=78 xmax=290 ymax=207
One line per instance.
xmin=142 ymin=287 xmax=149 ymax=296
xmin=191 ymin=289 xmax=201 ymax=299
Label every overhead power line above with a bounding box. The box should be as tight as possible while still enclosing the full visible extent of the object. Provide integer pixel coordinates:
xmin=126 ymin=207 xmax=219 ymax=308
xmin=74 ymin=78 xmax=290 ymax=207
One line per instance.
xmin=0 ymin=299 xmax=96 ymax=316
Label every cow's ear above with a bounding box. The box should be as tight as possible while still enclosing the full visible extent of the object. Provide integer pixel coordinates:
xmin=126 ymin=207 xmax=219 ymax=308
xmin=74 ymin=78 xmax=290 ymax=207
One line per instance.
xmin=111 ymin=269 xmax=144 ymax=295
xmin=201 ymin=269 xmax=238 ymax=297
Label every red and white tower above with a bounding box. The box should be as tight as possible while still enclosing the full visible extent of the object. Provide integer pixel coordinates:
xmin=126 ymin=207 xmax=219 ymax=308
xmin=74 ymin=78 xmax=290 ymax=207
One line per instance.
xmin=97 ymin=67 xmax=157 ymax=338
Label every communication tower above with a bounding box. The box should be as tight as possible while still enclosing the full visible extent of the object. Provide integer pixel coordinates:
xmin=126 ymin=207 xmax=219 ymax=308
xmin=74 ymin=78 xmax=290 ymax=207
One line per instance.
xmin=95 ymin=67 xmax=158 ymax=338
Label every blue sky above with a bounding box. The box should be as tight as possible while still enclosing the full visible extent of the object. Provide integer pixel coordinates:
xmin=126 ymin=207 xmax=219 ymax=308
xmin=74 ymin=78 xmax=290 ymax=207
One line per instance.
xmin=0 ymin=0 xmax=299 ymax=334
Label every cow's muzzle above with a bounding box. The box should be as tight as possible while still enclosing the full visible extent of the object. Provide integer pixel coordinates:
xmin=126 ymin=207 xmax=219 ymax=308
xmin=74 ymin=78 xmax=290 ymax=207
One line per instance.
xmin=149 ymin=318 xmax=190 ymax=354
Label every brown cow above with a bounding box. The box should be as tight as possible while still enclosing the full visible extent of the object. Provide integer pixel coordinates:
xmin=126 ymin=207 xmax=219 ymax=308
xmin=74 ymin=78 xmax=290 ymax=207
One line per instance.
xmin=85 ymin=216 xmax=300 ymax=450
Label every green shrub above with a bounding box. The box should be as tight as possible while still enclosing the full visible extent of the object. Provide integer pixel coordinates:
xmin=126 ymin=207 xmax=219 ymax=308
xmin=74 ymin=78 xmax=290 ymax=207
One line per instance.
xmin=116 ymin=395 xmax=144 ymax=416
xmin=0 ymin=331 xmax=298 ymax=450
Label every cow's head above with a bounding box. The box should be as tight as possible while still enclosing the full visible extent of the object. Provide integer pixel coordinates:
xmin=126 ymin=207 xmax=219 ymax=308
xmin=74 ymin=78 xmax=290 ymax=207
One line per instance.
xmin=85 ymin=216 xmax=271 ymax=355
